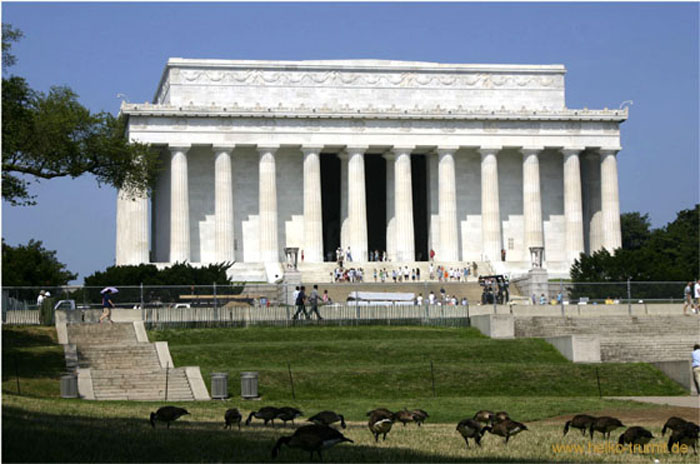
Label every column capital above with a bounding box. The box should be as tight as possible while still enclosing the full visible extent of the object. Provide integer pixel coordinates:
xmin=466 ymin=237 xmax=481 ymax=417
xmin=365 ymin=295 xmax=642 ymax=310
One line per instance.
xmin=561 ymin=147 xmax=585 ymax=156
xmin=169 ymin=144 xmax=191 ymax=154
xmin=212 ymin=145 xmax=236 ymax=154
xmin=436 ymin=146 xmax=459 ymax=157
xmin=300 ymin=145 xmax=324 ymax=155
xmin=520 ymin=146 xmax=544 ymax=156
xmin=390 ymin=145 xmax=414 ymax=156
xmin=599 ymin=147 xmax=621 ymax=156
xmin=345 ymin=145 xmax=368 ymax=154
xmin=478 ymin=146 xmax=501 ymax=157
xmin=256 ymin=144 xmax=279 ymax=154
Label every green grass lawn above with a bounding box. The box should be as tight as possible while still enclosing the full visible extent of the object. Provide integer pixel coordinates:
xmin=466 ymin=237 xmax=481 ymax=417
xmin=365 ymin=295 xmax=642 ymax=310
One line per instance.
xmin=2 ymin=324 xmax=694 ymax=463
xmin=150 ymin=326 xmax=687 ymax=400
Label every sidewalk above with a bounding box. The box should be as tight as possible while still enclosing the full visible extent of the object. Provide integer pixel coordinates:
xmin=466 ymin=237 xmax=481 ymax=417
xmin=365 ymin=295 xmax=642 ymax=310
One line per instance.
xmin=606 ymin=396 xmax=700 ymax=409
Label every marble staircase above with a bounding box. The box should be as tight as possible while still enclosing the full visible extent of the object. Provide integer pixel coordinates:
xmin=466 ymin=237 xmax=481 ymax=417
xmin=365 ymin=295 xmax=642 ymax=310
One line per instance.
xmin=65 ymin=323 xmax=204 ymax=401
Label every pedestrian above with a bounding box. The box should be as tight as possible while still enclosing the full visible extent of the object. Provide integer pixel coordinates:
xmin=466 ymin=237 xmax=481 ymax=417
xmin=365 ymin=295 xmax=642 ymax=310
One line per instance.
xmin=36 ymin=290 xmax=46 ymax=307
xmin=416 ymin=293 xmax=423 ymax=306
xmin=692 ymin=344 xmax=700 ymax=395
xmin=293 ymin=286 xmax=300 ymax=306
xmin=501 ymin=248 xmax=506 ymax=262
xmin=429 ymin=248 xmax=435 ymax=262
xmin=539 ymin=293 xmax=547 ymax=305
xmin=683 ymin=282 xmax=694 ymax=315
xmin=416 ymin=268 xmax=421 ymax=281
xmin=308 ymin=284 xmax=323 ymax=320
xmin=694 ymin=279 xmax=700 ymax=313
xmin=428 ymin=291 xmax=436 ymax=305
xmin=292 ymin=286 xmax=308 ymax=320
xmin=346 ymin=246 xmax=353 ymax=262
xmin=99 ymin=290 xmax=116 ymax=324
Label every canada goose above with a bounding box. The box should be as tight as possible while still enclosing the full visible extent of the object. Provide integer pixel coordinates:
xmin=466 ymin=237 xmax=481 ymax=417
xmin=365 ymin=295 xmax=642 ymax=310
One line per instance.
xmin=367 ymin=409 xmax=395 ymax=442
xmin=366 ymin=408 xmax=394 ymax=419
xmin=473 ymin=410 xmax=495 ymax=424
xmin=618 ymin=426 xmax=654 ymax=446
xmin=667 ymin=422 xmax=699 ymax=455
xmin=483 ymin=419 xmax=528 ymax=444
xmin=589 ymin=416 xmax=625 ymax=439
xmin=224 ymin=408 xmax=242 ymax=430
xmin=277 ymin=407 xmax=303 ymax=426
xmin=662 ymin=416 xmax=694 ymax=436
xmin=494 ymin=411 xmax=510 ymax=423
xmin=411 ymin=409 xmax=429 ymax=427
xmin=308 ymin=411 xmax=346 ymax=429
xmin=563 ymin=414 xmax=597 ymax=437
xmin=395 ymin=409 xmax=415 ymax=427
xmin=149 ymin=406 xmax=190 ymax=429
xmin=246 ymin=406 xmax=281 ymax=426
xmin=272 ymin=424 xmax=353 ymax=461
xmin=456 ymin=418 xmax=488 ymax=448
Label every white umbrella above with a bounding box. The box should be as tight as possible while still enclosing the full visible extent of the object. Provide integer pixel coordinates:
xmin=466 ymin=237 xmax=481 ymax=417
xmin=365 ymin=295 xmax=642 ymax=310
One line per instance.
xmin=100 ymin=287 xmax=119 ymax=294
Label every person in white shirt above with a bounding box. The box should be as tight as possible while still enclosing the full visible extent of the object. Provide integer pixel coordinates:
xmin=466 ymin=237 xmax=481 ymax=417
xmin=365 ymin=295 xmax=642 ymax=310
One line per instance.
xmin=416 ymin=294 xmax=423 ymax=306
xmin=428 ymin=291 xmax=436 ymax=305
xmin=36 ymin=290 xmax=46 ymax=306
xmin=692 ymin=344 xmax=700 ymax=395
xmin=694 ymin=280 xmax=700 ymax=312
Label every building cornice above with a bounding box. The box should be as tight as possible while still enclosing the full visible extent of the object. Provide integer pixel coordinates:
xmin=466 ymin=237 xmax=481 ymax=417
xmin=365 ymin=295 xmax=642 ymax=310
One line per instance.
xmin=122 ymin=102 xmax=628 ymax=123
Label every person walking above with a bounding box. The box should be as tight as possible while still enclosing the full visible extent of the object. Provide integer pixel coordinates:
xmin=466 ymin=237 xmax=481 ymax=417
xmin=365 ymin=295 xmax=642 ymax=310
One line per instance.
xmin=692 ymin=344 xmax=700 ymax=395
xmin=683 ymin=282 xmax=694 ymax=315
xmin=308 ymin=285 xmax=323 ymax=320
xmin=99 ymin=290 xmax=116 ymax=324
xmin=694 ymin=279 xmax=700 ymax=313
xmin=292 ymin=286 xmax=308 ymax=320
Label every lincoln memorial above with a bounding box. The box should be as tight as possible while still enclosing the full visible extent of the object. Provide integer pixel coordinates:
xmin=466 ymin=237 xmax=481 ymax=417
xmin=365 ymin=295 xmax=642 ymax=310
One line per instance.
xmin=116 ymin=58 xmax=626 ymax=281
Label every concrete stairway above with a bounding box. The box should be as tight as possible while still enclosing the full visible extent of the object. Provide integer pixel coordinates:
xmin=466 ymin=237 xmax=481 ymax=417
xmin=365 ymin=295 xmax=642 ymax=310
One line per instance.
xmin=514 ymin=315 xmax=700 ymax=362
xmin=298 ymin=261 xmax=492 ymax=284
xmin=66 ymin=323 xmax=196 ymax=401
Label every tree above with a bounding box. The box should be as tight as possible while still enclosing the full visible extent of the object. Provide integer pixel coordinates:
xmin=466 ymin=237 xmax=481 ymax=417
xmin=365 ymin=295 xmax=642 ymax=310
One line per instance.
xmin=2 ymin=239 xmax=77 ymax=287
xmin=620 ymin=212 xmax=651 ymax=250
xmin=569 ymin=205 xmax=699 ymax=300
xmin=2 ymin=23 xmax=160 ymax=206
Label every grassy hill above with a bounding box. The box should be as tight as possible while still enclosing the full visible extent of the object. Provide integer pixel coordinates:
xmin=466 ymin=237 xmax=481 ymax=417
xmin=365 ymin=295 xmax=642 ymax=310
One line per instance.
xmin=150 ymin=325 xmax=686 ymax=407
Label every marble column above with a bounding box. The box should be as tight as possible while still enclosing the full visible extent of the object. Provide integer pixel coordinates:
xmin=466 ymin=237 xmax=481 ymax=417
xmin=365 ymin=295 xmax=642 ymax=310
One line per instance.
xmin=392 ymin=146 xmax=415 ymax=262
xmin=302 ymin=145 xmax=324 ymax=263
xmin=600 ymin=148 xmax=622 ymax=251
xmin=384 ymin=152 xmax=396 ymax=262
xmin=583 ymin=152 xmax=603 ymax=253
xmin=437 ymin=147 xmax=459 ymax=261
xmin=115 ymin=189 xmax=149 ymax=265
xmin=522 ymin=147 xmax=544 ymax=260
xmin=214 ymin=146 xmax=235 ymax=263
xmin=346 ymin=146 xmax=368 ymax=261
xmin=480 ymin=147 xmax=502 ymax=262
xmin=258 ymin=145 xmax=279 ymax=262
xmin=169 ymin=145 xmax=190 ymax=263
xmin=339 ymin=152 xmax=349 ymax=251
xmin=562 ymin=148 xmax=585 ymax=263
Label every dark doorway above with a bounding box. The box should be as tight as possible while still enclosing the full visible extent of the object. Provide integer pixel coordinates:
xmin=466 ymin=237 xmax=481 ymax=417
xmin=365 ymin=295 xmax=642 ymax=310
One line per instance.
xmin=365 ymin=154 xmax=387 ymax=257
xmin=412 ymin=155 xmax=428 ymax=261
xmin=321 ymin=154 xmax=340 ymax=261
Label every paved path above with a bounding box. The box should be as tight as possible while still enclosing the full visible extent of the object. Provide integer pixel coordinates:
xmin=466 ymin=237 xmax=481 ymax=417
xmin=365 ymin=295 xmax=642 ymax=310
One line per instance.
xmin=606 ymin=396 xmax=700 ymax=409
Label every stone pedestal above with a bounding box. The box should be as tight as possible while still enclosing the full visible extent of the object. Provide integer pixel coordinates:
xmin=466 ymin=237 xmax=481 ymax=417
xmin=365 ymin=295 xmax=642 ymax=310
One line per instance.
xmin=527 ymin=268 xmax=549 ymax=303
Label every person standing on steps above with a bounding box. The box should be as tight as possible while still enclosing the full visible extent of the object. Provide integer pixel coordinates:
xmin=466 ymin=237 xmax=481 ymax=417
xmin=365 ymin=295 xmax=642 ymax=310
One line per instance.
xmin=308 ymin=285 xmax=323 ymax=320
xmin=99 ymin=289 xmax=116 ymax=324
xmin=683 ymin=282 xmax=694 ymax=315
xmin=292 ymin=285 xmax=308 ymax=320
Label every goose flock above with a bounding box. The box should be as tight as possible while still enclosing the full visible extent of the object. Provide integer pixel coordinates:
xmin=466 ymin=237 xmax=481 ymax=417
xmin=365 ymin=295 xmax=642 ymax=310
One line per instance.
xmin=562 ymin=413 xmax=699 ymax=454
xmin=147 ymin=405 xmax=699 ymax=459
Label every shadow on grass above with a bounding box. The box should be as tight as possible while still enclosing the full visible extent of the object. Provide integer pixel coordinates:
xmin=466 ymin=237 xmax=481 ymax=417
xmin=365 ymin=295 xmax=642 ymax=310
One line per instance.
xmin=1 ymin=403 xmax=543 ymax=462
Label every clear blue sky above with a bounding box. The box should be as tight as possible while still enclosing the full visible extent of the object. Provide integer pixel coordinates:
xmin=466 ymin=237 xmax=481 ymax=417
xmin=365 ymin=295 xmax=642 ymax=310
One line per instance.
xmin=2 ymin=2 xmax=698 ymax=283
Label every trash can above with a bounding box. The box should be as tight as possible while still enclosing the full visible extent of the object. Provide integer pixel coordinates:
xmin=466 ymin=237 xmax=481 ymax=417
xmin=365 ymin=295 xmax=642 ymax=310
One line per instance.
xmin=60 ymin=373 xmax=78 ymax=398
xmin=211 ymin=372 xmax=229 ymax=399
xmin=241 ymin=371 xmax=259 ymax=399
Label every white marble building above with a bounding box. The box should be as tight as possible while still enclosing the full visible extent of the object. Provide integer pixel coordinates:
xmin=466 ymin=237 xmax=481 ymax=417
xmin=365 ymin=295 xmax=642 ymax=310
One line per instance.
xmin=116 ymin=58 xmax=626 ymax=280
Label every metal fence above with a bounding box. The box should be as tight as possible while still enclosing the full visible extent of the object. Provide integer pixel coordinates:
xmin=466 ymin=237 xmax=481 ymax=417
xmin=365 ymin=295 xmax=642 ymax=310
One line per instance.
xmin=2 ymin=280 xmax=693 ymax=326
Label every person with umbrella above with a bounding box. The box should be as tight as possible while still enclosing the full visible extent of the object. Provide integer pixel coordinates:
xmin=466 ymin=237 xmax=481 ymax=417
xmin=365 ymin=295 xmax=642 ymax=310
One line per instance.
xmin=99 ymin=287 xmax=118 ymax=324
